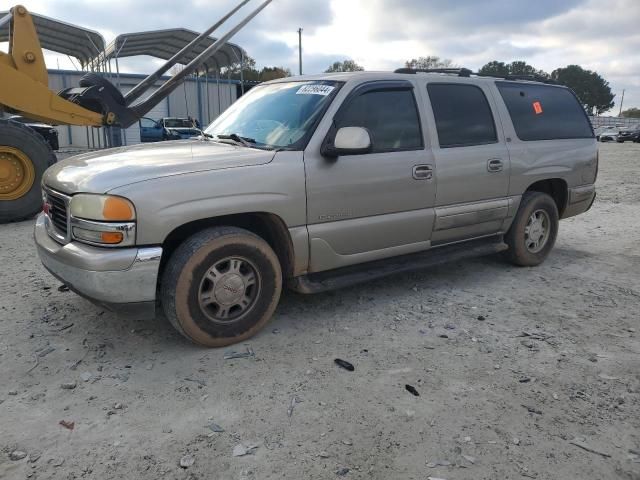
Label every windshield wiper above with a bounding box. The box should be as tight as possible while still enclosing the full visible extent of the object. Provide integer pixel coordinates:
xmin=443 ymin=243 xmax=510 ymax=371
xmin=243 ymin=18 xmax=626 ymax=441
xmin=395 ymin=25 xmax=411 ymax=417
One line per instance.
xmin=215 ymin=133 xmax=256 ymax=148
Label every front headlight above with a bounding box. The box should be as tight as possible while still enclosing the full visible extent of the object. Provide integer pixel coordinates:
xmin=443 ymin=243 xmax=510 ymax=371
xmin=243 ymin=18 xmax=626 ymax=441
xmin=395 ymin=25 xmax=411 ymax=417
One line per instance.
xmin=70 ymin=194 xmax=135 ymax=221
xmin=69 ymin=194 xmax=136 ymax=246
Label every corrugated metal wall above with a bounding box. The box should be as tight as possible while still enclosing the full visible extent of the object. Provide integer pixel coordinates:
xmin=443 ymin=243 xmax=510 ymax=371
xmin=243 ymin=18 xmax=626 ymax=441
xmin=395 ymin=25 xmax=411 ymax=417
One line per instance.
xmin=48 ymin=70 xmax=238 ymax=149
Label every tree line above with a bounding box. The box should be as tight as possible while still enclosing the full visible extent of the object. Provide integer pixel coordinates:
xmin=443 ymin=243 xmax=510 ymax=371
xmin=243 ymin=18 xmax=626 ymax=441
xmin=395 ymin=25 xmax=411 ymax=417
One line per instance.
xmin=326 ymin=57 xmax=621 ymax=116
xmin=220 ymin=54 xmax=631 ymax=116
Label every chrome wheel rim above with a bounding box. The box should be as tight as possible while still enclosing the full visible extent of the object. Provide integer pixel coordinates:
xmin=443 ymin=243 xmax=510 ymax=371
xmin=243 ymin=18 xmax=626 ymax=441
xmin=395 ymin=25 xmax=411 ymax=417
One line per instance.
xmin=524 ymin=209 xmax=551 ymax=253
xmin=198 ymin=256 xmax=261 ymax=324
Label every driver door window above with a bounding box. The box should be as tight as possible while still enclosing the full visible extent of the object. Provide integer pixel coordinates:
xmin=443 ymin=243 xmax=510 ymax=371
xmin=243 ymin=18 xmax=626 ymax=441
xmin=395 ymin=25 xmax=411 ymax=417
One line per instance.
xmin=336 ymin=89 xmax=423 ymax=153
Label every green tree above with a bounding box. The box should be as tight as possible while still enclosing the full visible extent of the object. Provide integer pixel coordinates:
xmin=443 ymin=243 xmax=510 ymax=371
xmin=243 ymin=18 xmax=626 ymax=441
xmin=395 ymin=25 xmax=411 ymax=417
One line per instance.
xmin=259 ymin=66 xmax=292 ymax=81
xmin=478 ymin=61 xmax=509 ymax=76
xmin=220 ymin=55 xmax=291 ymax=82
xmin=551 ymin=65 xmax=615 ymax=115
xmin=404 ymin=56 xmax=454 ymax=69
xmin=621 ymin=107 xmax=640 ymax=118
xmin=478 ymin=60 xmax=548 ymax=78
xmin=325 ymin=60 xmax=365 ymax=73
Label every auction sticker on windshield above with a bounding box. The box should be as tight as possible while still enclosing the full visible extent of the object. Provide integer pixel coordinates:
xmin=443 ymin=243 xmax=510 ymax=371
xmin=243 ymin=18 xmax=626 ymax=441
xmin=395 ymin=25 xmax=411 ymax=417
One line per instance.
xmin=297 ymin=84 xmax=335 ymax=96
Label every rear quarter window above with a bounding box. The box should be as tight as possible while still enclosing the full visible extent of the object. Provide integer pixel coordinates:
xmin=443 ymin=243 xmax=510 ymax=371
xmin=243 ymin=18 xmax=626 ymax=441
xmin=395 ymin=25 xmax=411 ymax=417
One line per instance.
xmin=496 ymin=82 xmax=594 ymax=141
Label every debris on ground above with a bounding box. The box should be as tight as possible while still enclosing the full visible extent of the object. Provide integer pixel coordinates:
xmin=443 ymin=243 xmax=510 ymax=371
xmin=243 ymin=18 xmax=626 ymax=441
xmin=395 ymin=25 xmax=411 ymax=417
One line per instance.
xmin=10 ymin=450 xmax=28 ymax=461
xmin=57 ymin=285 xmax=70 ymax=292
xmin=405 ymin=384 xmax=420 ymax=396
xmin=426 ymin=460 xmax=452 ymax=468
xmin=462 ymin=454 xmax=476 ymax=464
xmin=287 ymin=395 xmax=299 ymax=418
xmin=28 ymin=452 xmax=41 ymax=463
xmin=522 ymin=405 xmax=542 ymax=415
xmin=36 ymin=346 xmax=56 ymax=358
xmin=334 ymin=359 xmax=355 ymax=371
xmin=318 ymin=451 xmax=330 ymax=458
xmin=59 ymin=420 xmax=75 ymax=430
xmin=184 ymin=377 xmax=207 ymax=387
xmin=224 ymin=346 xmax=255 ymax=360
xmin=569 ymin=439 xmax=611 ymax=458
xmin=179 ymin=454 xmax=195 ymax=468
xmin=233 ymin=444 xmax=258 ymax=457
xmin=60 ymin=381 xmax=77 ymax=390
xmin=207 ymin=423 xmax=225 ymax=433
xmin=335 ymin=467 xmax=350 ymax=476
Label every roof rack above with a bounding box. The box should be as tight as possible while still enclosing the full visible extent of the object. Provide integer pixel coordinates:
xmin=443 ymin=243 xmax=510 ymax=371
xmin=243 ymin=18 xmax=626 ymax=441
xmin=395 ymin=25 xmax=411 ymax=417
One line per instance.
xmin=394 ymin=67 xmax=557 ymax=84
xmin=394 ymin=67 xmax=472 ymax=77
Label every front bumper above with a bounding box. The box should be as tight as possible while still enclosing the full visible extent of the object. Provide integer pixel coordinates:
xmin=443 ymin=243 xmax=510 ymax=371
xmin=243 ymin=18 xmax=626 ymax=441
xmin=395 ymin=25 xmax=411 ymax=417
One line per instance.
xmin=34 ymin=214 xmax=162 ymax=316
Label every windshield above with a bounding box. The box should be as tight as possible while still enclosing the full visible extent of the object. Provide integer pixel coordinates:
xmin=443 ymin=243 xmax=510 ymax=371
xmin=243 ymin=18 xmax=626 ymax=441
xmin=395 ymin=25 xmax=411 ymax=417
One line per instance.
xmin=164 ymin=119 xmax=195 ymax=128
xmin=205 ymin=81 xmax=341 ymax=149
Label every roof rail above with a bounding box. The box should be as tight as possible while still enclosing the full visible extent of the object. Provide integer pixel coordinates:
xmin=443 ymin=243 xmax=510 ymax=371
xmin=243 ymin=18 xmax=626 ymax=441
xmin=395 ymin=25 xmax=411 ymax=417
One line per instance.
xmin=475 ymin=72 xmax=556 ymax=84
xmin=394 ymin=67 xmax=473 ymax=77
xmin=394 ymin=68 xmax=559 ymax=84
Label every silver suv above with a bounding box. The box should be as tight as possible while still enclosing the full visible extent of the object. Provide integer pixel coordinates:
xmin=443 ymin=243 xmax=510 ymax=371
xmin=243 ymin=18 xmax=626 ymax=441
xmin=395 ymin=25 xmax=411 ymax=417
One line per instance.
xmin=35 ymin=69 xmax=598 ymax=347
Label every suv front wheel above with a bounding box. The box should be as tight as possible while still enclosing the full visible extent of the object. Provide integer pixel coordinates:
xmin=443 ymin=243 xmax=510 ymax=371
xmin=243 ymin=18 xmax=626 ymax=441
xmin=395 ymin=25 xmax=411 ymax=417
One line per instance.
xmin=160 ymin=226 xmax=282 ymax=347
xmin=505 ymin=192 xmax=559 ymax=267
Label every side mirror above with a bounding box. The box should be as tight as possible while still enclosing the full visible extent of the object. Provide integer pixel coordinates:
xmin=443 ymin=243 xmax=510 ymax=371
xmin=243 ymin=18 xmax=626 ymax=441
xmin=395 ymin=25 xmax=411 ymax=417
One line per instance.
xmin=322 ymin=126 xmax=372 ymax=157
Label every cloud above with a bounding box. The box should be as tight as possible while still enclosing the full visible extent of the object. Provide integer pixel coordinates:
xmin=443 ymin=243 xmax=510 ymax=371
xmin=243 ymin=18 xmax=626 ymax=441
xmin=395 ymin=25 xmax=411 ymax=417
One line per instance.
xmin=3 ymin=0 xmax=639 ymax=111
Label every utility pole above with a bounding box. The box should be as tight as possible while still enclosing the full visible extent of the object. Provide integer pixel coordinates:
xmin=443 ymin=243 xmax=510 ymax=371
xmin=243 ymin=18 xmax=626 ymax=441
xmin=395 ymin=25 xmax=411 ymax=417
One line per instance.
xmin=298 ymin=28 xmax=303 ymax=75
xmin=618 ymin=89 xmax=625 ymax=117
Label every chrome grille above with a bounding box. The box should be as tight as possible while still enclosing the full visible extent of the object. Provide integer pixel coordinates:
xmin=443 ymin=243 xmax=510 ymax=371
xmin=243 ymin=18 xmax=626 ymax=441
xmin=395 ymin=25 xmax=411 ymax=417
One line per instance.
xmin=43 ymin=188 xmax=70 ymax=242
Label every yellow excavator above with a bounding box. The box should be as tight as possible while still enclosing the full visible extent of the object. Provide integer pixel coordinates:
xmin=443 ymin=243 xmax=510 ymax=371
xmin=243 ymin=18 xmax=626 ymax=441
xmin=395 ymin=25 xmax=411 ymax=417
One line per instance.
xmin=0 ymin=1 xmax=270 ymax=223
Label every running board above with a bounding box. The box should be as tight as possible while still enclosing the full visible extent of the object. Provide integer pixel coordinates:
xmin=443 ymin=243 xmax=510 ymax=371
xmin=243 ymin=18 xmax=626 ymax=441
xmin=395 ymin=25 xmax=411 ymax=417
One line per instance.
xmin=288 ymin=236 xmax=508 ymax=294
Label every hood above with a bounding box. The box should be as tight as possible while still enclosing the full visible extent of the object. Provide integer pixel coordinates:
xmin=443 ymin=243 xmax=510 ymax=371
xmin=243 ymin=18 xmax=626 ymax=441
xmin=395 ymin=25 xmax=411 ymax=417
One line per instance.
xmin=44 ymin=140 xmax=275 ymax=194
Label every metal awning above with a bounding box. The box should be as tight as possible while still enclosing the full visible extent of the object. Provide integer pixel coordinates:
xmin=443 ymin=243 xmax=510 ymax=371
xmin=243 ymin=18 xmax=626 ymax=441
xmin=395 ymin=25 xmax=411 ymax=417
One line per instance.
xmin=94 ymin=29 xmax=244 ymax=72
xmin=0 ymin=10 xmax=105 ymax=67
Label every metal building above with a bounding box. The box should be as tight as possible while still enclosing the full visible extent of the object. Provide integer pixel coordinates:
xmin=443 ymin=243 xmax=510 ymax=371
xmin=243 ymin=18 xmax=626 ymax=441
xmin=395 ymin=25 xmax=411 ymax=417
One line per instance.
xmin=48 ymin=69 xmax=241 ymax=149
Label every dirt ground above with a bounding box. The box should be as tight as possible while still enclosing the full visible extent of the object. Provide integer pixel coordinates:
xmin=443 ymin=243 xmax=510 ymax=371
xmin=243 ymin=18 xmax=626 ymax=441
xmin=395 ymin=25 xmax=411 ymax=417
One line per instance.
xmin=1 ymin=143 xmax=639 ymax=480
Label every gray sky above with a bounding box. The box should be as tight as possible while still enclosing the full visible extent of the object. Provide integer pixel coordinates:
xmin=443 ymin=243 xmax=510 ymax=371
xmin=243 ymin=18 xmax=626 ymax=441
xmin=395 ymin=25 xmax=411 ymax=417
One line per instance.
xmin=3 ymin=0 xmax=639 ymax=112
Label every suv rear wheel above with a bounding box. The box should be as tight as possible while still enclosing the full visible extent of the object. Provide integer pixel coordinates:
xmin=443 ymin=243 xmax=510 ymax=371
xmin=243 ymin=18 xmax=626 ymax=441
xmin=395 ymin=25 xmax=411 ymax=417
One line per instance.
xmin=505 ymin=192 xmax=559 ymax=267
xmin=160 ymin=226 xmax=282 ymax=347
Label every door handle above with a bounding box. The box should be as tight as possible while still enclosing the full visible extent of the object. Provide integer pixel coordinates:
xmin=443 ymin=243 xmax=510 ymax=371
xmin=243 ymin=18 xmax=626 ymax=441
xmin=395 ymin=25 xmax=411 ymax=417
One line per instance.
xmin=487 ymin=158 xmax=504 ymax=173
xmin=413 ymin=164 xmax=433 ymax=180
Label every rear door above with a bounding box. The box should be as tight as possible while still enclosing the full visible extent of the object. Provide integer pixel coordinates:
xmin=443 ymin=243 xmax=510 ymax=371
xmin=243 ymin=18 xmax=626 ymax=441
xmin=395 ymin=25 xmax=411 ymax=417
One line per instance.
xmin=424 ymin=81 xmax=511 ymax=244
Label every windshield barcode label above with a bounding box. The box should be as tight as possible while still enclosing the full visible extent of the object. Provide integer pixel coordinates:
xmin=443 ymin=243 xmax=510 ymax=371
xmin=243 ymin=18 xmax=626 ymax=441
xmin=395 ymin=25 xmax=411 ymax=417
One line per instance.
xmin=296 ymin=85 xmax=335 ymax=96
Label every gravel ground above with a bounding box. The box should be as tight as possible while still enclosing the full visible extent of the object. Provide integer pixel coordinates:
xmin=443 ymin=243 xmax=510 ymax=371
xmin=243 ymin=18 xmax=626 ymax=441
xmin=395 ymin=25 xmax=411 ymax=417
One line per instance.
xmin=1 ymin=143 xmax=639 ymax=480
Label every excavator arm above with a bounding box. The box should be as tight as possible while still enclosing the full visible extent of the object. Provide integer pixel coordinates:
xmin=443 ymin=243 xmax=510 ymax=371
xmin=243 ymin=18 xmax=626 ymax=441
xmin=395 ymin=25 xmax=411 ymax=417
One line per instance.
xmin=0 ymin=6 xmax=103 ymax=126
xmin=0 ymin=1 xmax=270 ymax=223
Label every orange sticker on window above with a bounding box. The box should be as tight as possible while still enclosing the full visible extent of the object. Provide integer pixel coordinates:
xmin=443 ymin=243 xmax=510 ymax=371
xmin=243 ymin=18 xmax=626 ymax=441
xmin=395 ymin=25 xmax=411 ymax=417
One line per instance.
xmin=533 ymin=101 xmax=543 ymax=114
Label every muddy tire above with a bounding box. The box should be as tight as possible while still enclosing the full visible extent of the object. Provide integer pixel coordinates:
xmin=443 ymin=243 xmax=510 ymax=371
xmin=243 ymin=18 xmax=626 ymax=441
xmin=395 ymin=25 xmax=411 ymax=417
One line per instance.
xmin=0 ymin=119 xmax=56 ymax=223
xmin=505 ymin=191 xmax=559 ymax=267
xmin=160 ymin=226 xmax=282 ymax=347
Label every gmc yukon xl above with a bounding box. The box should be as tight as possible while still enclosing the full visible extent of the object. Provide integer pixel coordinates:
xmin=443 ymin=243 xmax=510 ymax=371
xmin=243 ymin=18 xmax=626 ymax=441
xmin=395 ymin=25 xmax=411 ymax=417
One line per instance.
xmin=35 ymin=70 xmax=598 ymax=347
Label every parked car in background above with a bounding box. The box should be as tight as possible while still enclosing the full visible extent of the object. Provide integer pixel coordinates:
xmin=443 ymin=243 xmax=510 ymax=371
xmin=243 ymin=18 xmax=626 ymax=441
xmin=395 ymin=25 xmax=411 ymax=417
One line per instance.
xmin=161 ymin=117 xmax=202 ymax=139
xmin=616 ymin=128 xmax=640 ymax=143
xmin=594 ymin=126 xmax=620 ymax=142
xmin=9 ymin=115 xmax=59 ymax=150
xmin=139 ymin=117 xmax=202 ymax=142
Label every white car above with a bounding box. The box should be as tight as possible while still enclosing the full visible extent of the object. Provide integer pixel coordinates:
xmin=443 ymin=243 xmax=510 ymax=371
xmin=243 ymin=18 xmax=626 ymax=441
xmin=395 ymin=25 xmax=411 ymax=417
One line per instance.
xmin=595 ymin=126 xmax=621 ymax=142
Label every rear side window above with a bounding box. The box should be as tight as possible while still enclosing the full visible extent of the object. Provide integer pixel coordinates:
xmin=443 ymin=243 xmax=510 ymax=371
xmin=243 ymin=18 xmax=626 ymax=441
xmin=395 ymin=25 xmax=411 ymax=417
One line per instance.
xmin=336 ymin=89 xmax=423 ymax=152
xmin=496 ymin=82 xmax=594 ymax=141
xmin=427 ymin=83 xmax=498 ymax=148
